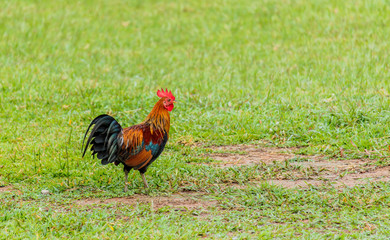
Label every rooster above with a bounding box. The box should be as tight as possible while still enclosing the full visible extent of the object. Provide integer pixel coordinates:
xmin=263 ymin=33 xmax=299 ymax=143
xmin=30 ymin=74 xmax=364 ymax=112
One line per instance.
xmin=82 ymin=89 xmax=176 ymax=191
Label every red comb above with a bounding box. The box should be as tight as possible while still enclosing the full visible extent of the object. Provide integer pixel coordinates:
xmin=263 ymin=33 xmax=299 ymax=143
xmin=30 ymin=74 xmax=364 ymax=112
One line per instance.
xmin=157 ymin=88 xmax=175 ymax=100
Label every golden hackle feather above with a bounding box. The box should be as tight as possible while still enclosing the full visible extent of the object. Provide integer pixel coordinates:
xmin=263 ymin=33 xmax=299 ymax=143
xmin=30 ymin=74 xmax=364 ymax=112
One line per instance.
xmin=121 ymin=128 xmax=143 ymax=153
xmin=143 ymin=98 xmax=170 ymax=135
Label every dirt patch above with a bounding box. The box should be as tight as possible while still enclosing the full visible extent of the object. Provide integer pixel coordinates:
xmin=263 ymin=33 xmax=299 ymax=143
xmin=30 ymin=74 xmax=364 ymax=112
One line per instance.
xmin=267 ymin=179 xmax=326 ymax=188
xmin=205 ymin=145 xmax=390 ymax=188
xmin=76 ymin=192 xmax=216 ymax=211
xmin=0 ymin=186 xmax=13 ymax=192
xmin=334 ymin=166 xmax=390 ymax=187
xmin=204 ymin=145 xmax=301 ymax=167
xmin=272 ymin=162 xmax=390 ymax=188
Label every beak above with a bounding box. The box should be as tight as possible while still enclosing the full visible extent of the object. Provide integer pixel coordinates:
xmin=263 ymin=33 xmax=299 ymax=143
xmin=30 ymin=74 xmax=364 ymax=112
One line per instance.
xmin=173 ymin=100 xmax=177 ymax=103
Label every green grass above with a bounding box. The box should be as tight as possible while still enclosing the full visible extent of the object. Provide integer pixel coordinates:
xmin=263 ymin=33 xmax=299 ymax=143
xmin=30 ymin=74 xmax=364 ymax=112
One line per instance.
xmin=1 ymin=0 xmax=390 ymax=238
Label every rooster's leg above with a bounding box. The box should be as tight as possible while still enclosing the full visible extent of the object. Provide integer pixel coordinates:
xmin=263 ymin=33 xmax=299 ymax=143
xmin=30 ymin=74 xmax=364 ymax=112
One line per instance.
xmin=140 ymin=172 xmax=149 ymax=188
xmin=124 ymin=168 xmax=130 ymax=192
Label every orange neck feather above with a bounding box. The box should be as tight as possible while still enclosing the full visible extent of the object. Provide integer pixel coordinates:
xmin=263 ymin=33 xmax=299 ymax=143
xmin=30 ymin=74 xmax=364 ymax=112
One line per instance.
xmin=144 ymin=98 xmax=170 ymax=134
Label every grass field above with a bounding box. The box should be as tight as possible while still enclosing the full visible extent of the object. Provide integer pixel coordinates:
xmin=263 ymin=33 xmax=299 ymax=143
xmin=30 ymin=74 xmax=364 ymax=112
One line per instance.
xmin=1 ymin=0 xmax=390 ymax=238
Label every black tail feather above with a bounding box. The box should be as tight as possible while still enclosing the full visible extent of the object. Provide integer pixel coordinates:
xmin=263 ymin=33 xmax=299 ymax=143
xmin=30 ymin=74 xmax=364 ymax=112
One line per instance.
xmin=82 ymin=114 xmax=110 ymax=156
xmin=93 ymin=136 xmax=105 ymax=144
xmin=82 ymin=114 xmax=122 ymax=165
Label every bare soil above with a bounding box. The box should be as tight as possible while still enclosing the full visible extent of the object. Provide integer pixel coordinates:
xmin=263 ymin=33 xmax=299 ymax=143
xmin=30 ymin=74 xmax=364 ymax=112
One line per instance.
xmin=205 ymin=145 xmax=390 ymax=188
xmin=76 ymin=192 xmax=216 ymax=211
xmin=0 ymin=186 xmax=13 ymax=192
xmin=206 ymin=145 xmax=300 ymax=166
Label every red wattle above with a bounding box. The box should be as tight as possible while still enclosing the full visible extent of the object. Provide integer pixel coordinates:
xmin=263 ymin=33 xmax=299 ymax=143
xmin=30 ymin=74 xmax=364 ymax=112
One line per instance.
xmin=166 ymin=104 xmax=174 ymax=111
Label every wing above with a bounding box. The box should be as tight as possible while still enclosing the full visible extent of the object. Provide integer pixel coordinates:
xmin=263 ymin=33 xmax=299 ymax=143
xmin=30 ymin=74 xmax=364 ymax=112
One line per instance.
xmin=118 ymin=124 xmax=167 ymax=170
